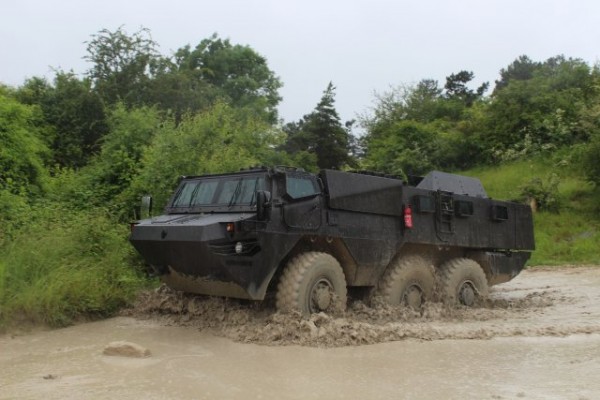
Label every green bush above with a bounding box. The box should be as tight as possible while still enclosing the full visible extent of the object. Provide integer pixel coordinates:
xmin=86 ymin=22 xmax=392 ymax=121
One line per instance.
xmin=0 ymin=190 xmax=32 ymax=246
xmin=0 ymin=204 xmax=147 ymax=328
xmin=130 ymin=102 xmax=282 ymax=211
xmin=519 ymin=173 xmax=561 ymax=212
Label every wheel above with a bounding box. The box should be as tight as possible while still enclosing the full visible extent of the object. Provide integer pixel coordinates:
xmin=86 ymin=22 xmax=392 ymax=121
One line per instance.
xmin=375 ymin=255 xmax=435 ymax=309
xmin=438 ymin=258 xmax=489 ymax=306
xmin=276 ymin=252 xmax=347 ymax=315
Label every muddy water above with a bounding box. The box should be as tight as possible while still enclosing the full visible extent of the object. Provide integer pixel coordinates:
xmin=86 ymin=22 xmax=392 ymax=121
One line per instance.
xmin=2 ymin=267 xmax=600 ymax=399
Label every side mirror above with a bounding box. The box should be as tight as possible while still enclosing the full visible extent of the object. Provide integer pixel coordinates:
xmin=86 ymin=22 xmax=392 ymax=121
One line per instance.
xmin=141 ymin=195 xmax=153 ymax=219
xmin=256 ymin=190 xmax=271 ymax=221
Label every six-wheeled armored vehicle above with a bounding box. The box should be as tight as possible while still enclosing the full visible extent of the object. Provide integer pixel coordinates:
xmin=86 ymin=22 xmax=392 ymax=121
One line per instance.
xmin=129 ymin=166 xmax=535 ymax=314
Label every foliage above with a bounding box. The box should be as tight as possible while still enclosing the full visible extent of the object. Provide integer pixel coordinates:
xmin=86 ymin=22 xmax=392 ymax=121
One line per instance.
xmin=483 ymin=55 xmax=593 ymax=161
xmin=131 ymin=102 xmax=283 ymax=210
xmin=581 ymin=134 xmax=600 ymax=187
xmin=18 ymin=72 xmax=108 ymax=168
xmin=362 ymin=120 xmax=438 ymax=177
xmin=519 ymin=174 xmax=561 ymax=212
xmin=85 ymin=26 xmax=160 ymax=107
xmin=40 ymin=104 xmax=162 ymax=220
xmin=578 ymin=86 xmax=600 ymax=186
xmin=281 ymin=83 xmax=355 ymax=170
xmin=461 ymin=155 xmax=599 ymax=265
xmin=0 ymin=191 xmax=32 ymax=247
xmin=0 ymin=204 xmax=147 ymax=328
xmin=361 ymin=71 xmax=488 ymax=173
xmin=0 ymin=92 xmax=49 ymax=194
xmin=172 ymin=34 xmax=282 ymax=123
xmin=444 ymin=70 xmax=489 ymax=106
xmin=84 ymin=29 xmax=282 ymax=123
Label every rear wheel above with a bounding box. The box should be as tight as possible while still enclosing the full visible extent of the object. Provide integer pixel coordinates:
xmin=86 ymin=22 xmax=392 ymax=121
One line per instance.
xmin=438 ymin=258 xmax=488 ymax=306
xmin=376 ymin=255 xmax=435 ymax=309
xmin=276 ymin=252 xmax=347 ymax=315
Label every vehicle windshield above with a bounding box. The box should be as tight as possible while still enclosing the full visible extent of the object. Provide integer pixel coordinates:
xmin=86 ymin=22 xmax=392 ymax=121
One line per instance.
xmin=170 ymin=174 xmax=266 ymax=211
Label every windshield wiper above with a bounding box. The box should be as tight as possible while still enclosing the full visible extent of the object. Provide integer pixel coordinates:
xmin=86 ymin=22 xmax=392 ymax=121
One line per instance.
xmin=228 ymin=179 xmax=243 ymax=208
xmin=188 ymin=181 xmax=202 ymax=207
xmin=249 ymin=177 xmax=260 ymax=206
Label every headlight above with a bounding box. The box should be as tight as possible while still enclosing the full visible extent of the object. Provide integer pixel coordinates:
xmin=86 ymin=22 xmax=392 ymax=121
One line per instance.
xmin=235 ymin=242 xmax=243 ymax=254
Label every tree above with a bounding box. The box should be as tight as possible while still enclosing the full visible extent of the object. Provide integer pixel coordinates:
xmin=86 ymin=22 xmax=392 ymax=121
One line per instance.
xmin=18 ymin=72 xmax=108 ymax=168
xmin=84 ymin=104 xmax=161 ymax=214
xmin=0 ymin=91 xmax=49 ymax=195
xmin=494 ymin=55 xmax=539 ymax=93
xmin=362 ymin=120 xmax=438 ymax=177
xmin=361 ymin=74 xmax=489 ymax=172
xmin=131 ymin=102 xmax=282 ymax=210
xmin=282 ymin=83 xmax=354 ymax=170
xmin=483 ymin=55 xmax=593 ymax=160
xmin=172 ymin=34 xmax=282 ymax=123
xmin=85 ymin=26 xmax=160 ymax=107
xmin=444 ymin=70 xmax=489 ymax=106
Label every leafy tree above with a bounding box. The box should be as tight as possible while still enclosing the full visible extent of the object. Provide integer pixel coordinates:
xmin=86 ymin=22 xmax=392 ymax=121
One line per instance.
xmin=0 ymin=91 xmax=50 ymax=243
xmin=0 ymin=92 xmax=49 ymax=195
xmin=362 ymin=120 xmax=438 ymax=177
xmin=131 ymin=102 xmax=282 ymax=210
xmin=85 ymin=26 xmax=160 ymax=107
xmin=405 ymin=79 xmax=444 ymax=122
xmin=45 ymin=104 xmax=162 ymax=218
xmin=494 ymin=55 xmax=540 ymax=93
xmin=282 ymin=83 xmax=354 ymax=170
xmin=444 ymin=70 xmax=489 ymax=106
xmin=84 ymin=29 xmax=282 ymax=124
xmin=17 ymin=73 xmax=108 ymax=168
xmin=483 ymin=55 xmax=593 ymax=161
xmin=361 ymin=72 xmax=489 ymax=172
xmin=146 ymin=64 xmax=219 ymax=122
xmin=172 ymin=34 xmax=282 ymax=123
xmin=579 ymin=72 xmax=600 ymax=187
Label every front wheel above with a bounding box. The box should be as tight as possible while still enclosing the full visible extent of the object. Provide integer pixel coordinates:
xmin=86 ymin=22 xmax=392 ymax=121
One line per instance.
xmin=276 ymin=252 xmax=347 ymax=315
xmin=438 ymin=258 xmax=489 ymax=306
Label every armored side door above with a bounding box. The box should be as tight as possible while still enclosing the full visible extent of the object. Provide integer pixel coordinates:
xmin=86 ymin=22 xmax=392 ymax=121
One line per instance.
xmin=280 ymin=172 xmax=322 ymax=230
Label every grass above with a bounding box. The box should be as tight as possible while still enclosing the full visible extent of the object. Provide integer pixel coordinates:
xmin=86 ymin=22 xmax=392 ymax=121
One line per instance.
xmin=0 ymin=204 xmax=148 ymax=330
xmin=461 ymin=154 xmax=600 ymax=266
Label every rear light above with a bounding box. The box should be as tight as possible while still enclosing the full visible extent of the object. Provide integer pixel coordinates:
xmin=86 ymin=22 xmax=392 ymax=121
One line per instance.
xmin=404 ymin=205 xmax=413 ymax=229
xmin=130 ymin=223 xmax=137 ymax=233
xmin=226 ymin=223 xmax=235 ymax=233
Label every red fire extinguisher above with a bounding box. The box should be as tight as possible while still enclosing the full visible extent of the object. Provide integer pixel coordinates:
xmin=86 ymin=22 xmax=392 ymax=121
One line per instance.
xmin=404 ymin=205 xmax=413 ymax=229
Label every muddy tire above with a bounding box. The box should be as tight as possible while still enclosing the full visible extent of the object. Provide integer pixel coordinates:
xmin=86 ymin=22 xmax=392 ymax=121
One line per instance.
xmin=438 ymin=258 xmax=489 ymax=306
xmin=276 ymin=252 xmax=347 ymax=315
xmin=375 ymin=255 xmax=435 ymax=309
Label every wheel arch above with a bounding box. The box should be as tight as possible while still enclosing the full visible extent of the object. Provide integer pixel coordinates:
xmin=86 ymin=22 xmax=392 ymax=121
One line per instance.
xmin=266 ymin=235 xmax=358 ymax=295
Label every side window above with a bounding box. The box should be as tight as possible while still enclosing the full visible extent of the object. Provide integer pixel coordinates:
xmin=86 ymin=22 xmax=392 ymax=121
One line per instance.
xmin=491 ymin=205 xmax=509 ymax=221
xmin=286 ymin=175 xmax=320 ymax=199
xmin=455 ymin=200 xmax=474 ymax=217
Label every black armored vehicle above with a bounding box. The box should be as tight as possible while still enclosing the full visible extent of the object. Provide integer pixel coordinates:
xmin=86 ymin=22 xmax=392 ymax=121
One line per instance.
xmin=130 ymin=166 xmax=534 ymax=313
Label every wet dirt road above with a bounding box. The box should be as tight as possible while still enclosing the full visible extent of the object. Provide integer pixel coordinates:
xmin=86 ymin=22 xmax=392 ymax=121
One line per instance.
xmin=2 ymin=267 xmax=600 ymax=400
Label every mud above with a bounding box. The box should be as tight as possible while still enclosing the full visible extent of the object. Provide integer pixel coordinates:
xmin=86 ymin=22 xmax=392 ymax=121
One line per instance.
xmin=122 ymin=266 xmax=600 ymax=347
xmin=2 ymin=266 xmax=600 ymax=400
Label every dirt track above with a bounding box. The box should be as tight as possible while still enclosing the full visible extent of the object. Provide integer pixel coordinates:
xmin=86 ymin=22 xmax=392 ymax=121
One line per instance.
xmin=2 ymin=266 xmax=600 ymax=399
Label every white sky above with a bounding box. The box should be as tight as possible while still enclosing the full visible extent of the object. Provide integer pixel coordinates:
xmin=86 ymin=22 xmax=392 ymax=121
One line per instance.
xmin=1 ymin=0 xmax=599 ymax=126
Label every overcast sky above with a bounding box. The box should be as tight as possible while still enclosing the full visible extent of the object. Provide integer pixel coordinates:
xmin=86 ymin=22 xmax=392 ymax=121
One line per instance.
xmin=2 ymin=0 xmax=599 ymax=125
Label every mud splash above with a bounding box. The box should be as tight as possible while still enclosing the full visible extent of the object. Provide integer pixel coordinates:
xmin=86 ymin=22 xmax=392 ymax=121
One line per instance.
xmin=124 ymin=267 xmax=600 ymax=347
